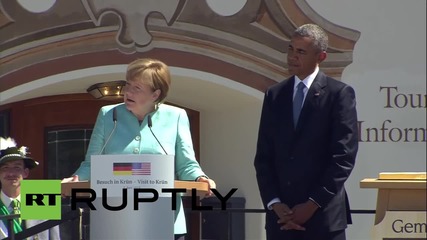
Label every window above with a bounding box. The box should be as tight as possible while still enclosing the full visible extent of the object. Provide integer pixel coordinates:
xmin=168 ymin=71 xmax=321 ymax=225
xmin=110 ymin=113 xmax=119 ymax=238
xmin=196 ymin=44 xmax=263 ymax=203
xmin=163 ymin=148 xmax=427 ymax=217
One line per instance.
xmin=46 ymin=128 xmax=92 ymax=179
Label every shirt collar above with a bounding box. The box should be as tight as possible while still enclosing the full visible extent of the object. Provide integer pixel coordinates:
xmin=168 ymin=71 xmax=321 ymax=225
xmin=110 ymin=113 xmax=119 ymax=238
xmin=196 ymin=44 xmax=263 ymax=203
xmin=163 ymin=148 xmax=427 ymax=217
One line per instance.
xmin=1 ymin=190 xmax=21 ymax=207
xmin=294 ymin=66 xmax=319 ymax=90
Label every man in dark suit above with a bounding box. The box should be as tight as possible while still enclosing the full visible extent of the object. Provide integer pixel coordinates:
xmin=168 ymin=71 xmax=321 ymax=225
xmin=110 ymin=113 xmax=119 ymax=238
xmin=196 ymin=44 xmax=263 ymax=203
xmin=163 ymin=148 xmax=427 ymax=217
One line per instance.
xmin=0 ymin=137 xmax=61 ymax=240
xmin=254 ymin=24 xmax=358 ymax=240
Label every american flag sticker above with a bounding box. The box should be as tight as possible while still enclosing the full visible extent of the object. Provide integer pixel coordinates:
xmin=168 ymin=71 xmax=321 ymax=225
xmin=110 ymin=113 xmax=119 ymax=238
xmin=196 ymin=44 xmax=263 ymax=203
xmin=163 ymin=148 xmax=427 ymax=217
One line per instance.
xmin=113 ymin=162 xmax=151 ymax=176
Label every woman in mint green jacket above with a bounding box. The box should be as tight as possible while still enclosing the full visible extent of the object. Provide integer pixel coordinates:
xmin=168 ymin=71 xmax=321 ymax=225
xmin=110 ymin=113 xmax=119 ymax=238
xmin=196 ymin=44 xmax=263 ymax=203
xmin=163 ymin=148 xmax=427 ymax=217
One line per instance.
xmin=64 ymin=58 xmax=216 ymax=239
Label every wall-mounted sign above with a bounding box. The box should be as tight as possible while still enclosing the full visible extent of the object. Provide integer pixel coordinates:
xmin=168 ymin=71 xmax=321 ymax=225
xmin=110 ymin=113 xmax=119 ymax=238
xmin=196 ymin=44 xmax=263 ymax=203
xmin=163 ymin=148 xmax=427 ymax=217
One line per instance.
xmin=372 ymin=211 xmax=426 ymax=240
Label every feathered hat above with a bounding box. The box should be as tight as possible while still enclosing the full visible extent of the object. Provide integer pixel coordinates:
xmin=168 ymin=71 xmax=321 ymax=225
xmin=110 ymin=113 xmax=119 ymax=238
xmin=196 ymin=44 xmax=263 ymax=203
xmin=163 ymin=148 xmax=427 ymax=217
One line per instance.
xmin=0 ymin=137 xmax=39 ymax=169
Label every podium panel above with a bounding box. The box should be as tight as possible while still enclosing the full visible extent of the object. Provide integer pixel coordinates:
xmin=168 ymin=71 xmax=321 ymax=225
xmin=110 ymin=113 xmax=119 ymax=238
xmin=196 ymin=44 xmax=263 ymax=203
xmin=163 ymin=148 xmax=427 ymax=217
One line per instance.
xmin=91 ymin=154 xmax=175 ymax=240
xmin=61 ymin=165 xmax=209 ymax=240
xmin=361 ymin=172 xmax=427 ymax=240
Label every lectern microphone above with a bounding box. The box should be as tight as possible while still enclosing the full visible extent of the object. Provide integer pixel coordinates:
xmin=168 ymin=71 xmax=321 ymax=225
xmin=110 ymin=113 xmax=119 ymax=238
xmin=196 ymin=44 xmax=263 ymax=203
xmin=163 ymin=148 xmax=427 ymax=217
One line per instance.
xmin=147 ymin=115 xmax=168 ymax=155
xmin=99 ymin=108 xmax=117 ymax=154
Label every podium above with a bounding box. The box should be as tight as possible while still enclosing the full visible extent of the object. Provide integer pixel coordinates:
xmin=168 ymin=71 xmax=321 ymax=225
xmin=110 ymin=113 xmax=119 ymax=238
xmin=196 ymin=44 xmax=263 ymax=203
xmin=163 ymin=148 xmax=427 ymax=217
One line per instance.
xmin=62 ymin=154 xmax=209 ymax=240
xmin=360 ymin=172 xmax=426 ymax=239
xmin=62 ymin=180 xmax=208 ymax=240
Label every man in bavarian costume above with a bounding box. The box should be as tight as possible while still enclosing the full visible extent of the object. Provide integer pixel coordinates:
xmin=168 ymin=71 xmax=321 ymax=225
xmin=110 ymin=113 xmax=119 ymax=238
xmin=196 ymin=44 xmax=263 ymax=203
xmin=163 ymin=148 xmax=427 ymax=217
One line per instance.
xmin=0 ymin=137 xmax=60 ymax=240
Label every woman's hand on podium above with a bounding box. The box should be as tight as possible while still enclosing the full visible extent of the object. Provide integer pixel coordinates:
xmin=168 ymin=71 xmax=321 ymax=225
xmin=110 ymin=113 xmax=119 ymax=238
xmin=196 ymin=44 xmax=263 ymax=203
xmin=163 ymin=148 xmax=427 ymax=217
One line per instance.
xmin=61 ymin=175 xmax=79 ymax=197
xmin=196 ymin=176 xmax=216 ymax=196
xmin=61 ymin=175 xmax=79 ymax=183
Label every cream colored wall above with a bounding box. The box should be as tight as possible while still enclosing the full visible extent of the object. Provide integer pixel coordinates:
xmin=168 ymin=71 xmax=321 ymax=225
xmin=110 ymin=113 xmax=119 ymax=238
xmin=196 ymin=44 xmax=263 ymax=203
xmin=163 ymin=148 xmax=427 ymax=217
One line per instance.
xmin=200 ymin=104 xmax=264 ymax=240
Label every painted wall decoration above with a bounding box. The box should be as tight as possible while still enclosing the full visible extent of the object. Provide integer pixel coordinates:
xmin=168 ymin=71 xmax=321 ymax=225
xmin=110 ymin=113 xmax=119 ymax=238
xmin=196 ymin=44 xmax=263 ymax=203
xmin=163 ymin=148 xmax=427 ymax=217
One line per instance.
xmin=1 ymin=0 xmax=359 ymax=95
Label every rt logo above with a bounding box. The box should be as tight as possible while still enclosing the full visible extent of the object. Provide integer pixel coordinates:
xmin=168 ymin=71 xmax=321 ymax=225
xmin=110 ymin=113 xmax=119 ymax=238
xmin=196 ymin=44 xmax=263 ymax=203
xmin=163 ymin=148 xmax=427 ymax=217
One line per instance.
xmin=20 ymin=180 xmax=62 ymax=220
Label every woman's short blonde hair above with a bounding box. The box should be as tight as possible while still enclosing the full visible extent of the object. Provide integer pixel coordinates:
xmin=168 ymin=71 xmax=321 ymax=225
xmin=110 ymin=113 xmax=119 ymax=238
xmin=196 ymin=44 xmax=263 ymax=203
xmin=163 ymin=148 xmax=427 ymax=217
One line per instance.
xmin=126 ymin=58 xmax=171 ymax=104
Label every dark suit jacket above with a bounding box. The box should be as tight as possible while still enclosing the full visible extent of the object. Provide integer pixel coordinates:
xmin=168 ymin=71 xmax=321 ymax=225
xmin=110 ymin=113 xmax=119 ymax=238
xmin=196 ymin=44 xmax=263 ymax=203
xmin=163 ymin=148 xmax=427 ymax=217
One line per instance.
xmin=254 ymin=71 xmax=358 ymax=235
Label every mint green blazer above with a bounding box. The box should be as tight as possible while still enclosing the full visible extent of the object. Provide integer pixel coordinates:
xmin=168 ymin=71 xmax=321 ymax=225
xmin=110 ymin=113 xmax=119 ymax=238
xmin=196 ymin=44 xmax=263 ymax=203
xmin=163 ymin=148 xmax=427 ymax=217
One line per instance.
xmin=74 ymin=103 xmax=206 ymax=234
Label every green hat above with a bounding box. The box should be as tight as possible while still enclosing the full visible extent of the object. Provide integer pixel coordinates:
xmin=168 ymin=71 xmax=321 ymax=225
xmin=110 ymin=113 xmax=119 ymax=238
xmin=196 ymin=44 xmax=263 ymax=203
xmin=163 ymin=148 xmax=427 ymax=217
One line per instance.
xmin=0 ymin=138 xmax=39 ymax=169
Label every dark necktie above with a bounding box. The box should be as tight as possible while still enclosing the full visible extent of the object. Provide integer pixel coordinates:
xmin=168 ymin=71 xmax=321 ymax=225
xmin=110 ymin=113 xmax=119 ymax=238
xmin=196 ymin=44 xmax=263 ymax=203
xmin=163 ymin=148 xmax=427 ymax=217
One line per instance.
xmin=293 ymin=82 xmax=306 ymax=127
xmin=11 ymin=199 xmax=22 ymax=226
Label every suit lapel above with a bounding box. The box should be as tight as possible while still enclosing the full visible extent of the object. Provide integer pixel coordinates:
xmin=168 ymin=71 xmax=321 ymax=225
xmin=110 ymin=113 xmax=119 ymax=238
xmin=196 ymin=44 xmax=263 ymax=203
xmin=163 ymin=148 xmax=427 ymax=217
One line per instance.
xmin=278 ymin=78 xmax=296 ymax=133
xmin=282 ymin=78 xmax=295 ymax=123
xmin=295 ymin=72 xmax=327 ymax=133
